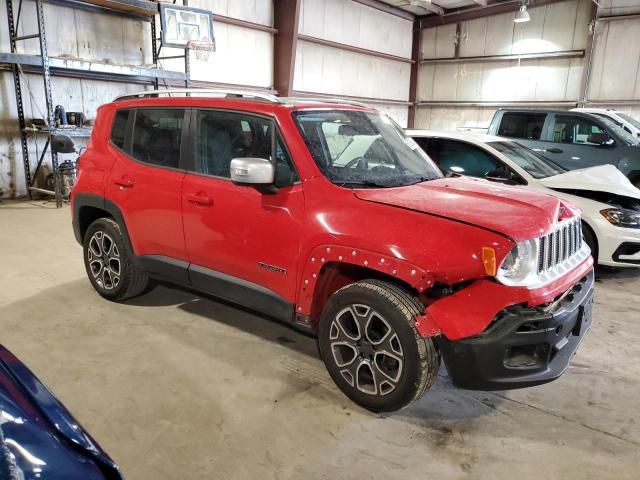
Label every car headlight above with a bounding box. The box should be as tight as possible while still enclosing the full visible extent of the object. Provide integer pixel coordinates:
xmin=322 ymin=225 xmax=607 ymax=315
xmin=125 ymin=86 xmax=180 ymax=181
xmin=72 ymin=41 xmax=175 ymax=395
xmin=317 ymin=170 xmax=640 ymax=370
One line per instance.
xmin=497 ymin=240 xmax=534 ymax=283
xmin=600 ymin=208 xmax=640 ymax=229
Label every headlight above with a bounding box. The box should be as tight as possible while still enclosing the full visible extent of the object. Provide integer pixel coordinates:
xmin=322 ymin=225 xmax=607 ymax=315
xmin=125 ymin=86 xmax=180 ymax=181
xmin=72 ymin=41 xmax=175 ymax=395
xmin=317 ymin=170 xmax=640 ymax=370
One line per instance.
xmin=497 ymin=240 xmax=534 ymax=283
xmin=600 ymin=208 xmax=640 ymax=229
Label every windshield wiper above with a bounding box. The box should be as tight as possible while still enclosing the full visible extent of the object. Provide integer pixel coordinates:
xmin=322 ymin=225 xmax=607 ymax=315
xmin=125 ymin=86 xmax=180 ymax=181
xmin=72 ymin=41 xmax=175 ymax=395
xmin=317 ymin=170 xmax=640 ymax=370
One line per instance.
xmin=404 ymin=176 xmax=433 ymax=186
xmin=336 ymin=180 xmax=393 ymax=188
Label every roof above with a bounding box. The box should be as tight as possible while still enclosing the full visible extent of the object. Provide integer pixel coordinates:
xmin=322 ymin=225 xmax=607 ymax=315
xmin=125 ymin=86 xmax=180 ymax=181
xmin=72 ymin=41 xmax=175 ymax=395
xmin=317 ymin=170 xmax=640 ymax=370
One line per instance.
xmin=112 ymin=89 xmax=378 ymax=112
xmin=406 ymin=129 xmax=505 ymax=144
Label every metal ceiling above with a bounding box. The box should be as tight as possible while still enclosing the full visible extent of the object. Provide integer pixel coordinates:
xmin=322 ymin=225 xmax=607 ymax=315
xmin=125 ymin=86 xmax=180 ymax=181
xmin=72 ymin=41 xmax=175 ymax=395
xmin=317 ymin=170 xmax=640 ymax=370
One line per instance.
xmin=376 ymin=0 xmax=510 ymax=16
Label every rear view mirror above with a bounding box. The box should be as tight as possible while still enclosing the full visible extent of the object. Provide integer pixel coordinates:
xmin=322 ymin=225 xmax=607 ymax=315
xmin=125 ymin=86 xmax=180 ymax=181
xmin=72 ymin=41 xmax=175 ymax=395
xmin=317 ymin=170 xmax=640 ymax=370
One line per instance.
xmin=338 ymin=124 xmax=360 ymax=136
xmin=51 ymin=135 xmax=75 ymax=154
xmin=230 ymin=158 xmax=274 ymax=185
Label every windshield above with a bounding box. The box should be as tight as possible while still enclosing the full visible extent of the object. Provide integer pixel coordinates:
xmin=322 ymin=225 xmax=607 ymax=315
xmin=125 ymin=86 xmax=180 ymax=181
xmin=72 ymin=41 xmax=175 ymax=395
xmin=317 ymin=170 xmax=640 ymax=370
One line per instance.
xmin=597 ymin=116 xmax=640 ymax=145
xmin=617 ymin=112 xmax=640 ymax=130
xmin=293 ymin=110 xmax=442 ymax=187
xmin=489 ymin=141 xmax=566 ymax=179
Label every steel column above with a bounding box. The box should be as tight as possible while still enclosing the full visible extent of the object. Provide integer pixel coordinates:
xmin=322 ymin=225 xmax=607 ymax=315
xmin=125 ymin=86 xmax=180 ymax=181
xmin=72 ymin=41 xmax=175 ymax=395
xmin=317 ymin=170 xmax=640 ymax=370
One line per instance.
xmin=6 ymin=0 xmax=32 ymax=197
xmin=407 ymin=19 xmax=422 ymax=128
xmin=273 ymin=0 xmax=301 ymax=96
xmin=35 ymin=0 xmax=62 ymax=207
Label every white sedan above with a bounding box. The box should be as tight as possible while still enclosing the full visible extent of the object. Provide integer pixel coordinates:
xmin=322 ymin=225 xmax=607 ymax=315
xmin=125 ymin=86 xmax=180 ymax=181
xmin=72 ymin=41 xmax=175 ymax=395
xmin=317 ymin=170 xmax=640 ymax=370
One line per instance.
xmin=407 ymin=129 xmax=640 ymax=268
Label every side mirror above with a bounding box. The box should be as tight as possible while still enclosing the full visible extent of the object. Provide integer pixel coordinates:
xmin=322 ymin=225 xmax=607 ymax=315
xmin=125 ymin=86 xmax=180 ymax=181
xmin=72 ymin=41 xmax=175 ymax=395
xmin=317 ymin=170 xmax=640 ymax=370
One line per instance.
xmin=51 ymin=135 xmax=75 ymax=154
xmin=230 ymin=158 xmax=274 ymax=185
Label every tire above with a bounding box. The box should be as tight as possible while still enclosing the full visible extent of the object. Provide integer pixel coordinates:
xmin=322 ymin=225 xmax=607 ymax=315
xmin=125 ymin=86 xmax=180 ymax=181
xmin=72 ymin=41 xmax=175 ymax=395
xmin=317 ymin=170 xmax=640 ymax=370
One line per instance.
xmin=83 ymin=218 xmax=149 ymax=301
xmin=318 ymin=279 xmax=439 ymax=412
xmin=582 ymin=221 xmax=598 ymax=265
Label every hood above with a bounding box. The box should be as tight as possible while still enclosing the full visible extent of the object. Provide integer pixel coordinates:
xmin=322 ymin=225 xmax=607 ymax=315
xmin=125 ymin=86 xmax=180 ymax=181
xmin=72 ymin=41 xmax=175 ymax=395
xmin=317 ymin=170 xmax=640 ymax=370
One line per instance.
xmin=539 ymin=164 xmax=640 ymax=199
xmin=354 ymin=177 xmax=570 ymax=242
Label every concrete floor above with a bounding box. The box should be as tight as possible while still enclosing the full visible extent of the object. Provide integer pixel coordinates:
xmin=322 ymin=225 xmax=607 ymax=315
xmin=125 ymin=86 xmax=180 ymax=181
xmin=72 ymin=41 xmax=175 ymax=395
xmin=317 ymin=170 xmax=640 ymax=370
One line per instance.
xmin=1 ymin=199 xmax=639 ymax=480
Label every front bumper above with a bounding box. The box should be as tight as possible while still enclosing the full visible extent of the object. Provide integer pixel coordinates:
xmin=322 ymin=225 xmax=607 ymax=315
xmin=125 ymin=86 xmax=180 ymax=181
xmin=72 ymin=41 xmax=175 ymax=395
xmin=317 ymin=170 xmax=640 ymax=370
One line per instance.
xmin=438 ymin=271 xmax=594 ymax=390
xmin=590 ymin=218 xmax=640 ymax=267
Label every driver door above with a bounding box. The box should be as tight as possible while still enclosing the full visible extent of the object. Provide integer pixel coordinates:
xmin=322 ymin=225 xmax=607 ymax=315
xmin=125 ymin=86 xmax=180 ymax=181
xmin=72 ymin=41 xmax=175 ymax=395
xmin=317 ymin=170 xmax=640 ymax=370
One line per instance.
xmin=181 ymin=109 xmax=304 ymax=317
xmin=546 ymin=114 xmax=617 ymax=170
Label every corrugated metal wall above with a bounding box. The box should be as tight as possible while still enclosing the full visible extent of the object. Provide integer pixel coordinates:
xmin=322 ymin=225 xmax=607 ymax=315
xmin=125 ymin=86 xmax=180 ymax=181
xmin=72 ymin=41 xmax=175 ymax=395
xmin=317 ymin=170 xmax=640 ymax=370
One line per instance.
xmin=294 ymin=0 xmax=413 ymax=125
xmin=0 ymin=0 xmax=274 ymax=197
xmin=415 ymin=0 xmax=640 ymax=131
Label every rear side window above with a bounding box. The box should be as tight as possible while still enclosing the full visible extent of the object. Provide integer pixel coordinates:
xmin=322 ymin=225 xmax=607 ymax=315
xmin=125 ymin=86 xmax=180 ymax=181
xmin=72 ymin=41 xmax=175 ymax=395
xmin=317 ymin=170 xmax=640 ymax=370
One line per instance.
xmin=497 ymin=112 xmax=546 ymax=140
xmin=131 ymin=109 xmax=184 ymax=169
xmin=110 ymin=109 xmax=129 ymax=149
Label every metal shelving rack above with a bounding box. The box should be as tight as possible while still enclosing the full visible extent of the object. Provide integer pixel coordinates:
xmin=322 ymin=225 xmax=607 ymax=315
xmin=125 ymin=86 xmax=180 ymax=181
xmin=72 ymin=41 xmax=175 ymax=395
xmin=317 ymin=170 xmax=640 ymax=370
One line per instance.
xmin=2 ymin=0 xmax=189 ymax=207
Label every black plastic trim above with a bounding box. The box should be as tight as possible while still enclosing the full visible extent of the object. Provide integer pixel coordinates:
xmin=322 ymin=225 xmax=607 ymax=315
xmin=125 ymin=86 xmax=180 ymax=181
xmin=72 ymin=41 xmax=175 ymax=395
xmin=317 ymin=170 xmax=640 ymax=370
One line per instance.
xmin=139 ymin=255 xmax=190 ymax=284
xmin=612 ymin=242 xmax=640 ymax=264
xmin=438 ymin=271 xmax=594 ymax=391
xmin=72 ymin=193 xmax=136 ymax=261
xmin=189 ymin=264 xmax=295 ymax=323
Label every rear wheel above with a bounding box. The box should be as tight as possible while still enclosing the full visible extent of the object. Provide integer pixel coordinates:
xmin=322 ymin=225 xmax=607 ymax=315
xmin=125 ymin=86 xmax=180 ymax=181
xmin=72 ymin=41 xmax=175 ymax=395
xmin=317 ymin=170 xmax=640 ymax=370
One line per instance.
xmin=83 ymin=218 xmax=149 ymax=301
xmin=318 ymin=280 xmax=439 ymax=412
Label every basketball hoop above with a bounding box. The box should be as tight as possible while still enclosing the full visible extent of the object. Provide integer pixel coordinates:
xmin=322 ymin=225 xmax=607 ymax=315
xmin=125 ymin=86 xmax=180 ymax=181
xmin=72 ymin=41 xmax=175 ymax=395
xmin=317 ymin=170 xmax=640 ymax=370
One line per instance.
xmin=187 ymin=40 xmax=215 ymax=61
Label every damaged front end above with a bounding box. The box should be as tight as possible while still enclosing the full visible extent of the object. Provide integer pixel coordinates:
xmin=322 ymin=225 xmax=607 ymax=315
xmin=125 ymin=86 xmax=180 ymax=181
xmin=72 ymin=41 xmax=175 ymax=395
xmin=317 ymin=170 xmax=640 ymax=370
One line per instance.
xmin=437 ymin=271 xmax=594 ymax=390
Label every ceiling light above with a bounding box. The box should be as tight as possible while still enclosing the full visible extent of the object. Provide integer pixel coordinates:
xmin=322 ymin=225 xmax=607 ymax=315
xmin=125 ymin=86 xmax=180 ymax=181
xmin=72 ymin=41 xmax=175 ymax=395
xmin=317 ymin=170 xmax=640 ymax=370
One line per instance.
xmin=514 ymin=2 xmax=531 ymax=23
xmin=410 ymin=0 xmax=431 ymax=7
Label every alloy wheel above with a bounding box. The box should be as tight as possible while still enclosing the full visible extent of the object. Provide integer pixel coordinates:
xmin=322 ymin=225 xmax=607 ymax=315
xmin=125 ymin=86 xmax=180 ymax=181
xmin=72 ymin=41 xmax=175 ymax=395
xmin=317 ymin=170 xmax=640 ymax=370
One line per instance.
xmin=87 ymin=231 xmax=121 ymax=291
xmin=329 ymin=304 xmax=404 ymax=396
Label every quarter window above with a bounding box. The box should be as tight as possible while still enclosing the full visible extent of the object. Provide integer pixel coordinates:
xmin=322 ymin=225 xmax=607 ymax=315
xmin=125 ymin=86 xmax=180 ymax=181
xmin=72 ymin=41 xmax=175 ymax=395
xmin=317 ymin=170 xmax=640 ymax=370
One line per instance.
xmin=130 ymin=109 xmax=184 ymax=169
xmin=194 ymin=110 xmax=298 ymax=184
xmin=498 ymin=112 xmax=547 ymax=140
xmin=110 ymin=109 xmax=129 ymax=149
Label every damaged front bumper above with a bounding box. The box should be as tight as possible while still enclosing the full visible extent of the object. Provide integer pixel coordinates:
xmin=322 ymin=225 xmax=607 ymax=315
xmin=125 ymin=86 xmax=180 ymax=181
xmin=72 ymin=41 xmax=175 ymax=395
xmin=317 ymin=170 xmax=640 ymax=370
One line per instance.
xmin=437 ymin=271 xmax=594 ymax=390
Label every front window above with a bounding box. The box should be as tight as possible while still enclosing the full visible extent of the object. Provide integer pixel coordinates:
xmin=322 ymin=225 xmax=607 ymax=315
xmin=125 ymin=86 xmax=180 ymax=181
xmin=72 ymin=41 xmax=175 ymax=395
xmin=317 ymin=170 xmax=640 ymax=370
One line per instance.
xmin=293 ymin=110 xmax=442 ymax=188
xmin=489 ymin=141 xmax=566 ymax=179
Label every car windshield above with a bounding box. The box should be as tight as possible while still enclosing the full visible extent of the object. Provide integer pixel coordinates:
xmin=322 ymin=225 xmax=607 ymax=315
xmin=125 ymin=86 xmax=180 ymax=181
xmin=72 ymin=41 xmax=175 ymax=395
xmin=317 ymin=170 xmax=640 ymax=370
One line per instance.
xmin=293 ymin=110 xmax=442 ymax=188
xmin=489 ymin=141 xmax=566 ymax=179
xmin=617 ymin=112 xmax=640 ymax=130
xmin=597 ymin=116 xmax=640 ymax=145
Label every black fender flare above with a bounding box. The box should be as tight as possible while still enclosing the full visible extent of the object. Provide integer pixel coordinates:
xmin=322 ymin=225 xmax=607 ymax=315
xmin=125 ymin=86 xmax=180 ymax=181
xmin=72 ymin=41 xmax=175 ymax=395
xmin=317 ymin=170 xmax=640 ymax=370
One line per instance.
xmin=72 ymin=193 xmax=136 ymax=256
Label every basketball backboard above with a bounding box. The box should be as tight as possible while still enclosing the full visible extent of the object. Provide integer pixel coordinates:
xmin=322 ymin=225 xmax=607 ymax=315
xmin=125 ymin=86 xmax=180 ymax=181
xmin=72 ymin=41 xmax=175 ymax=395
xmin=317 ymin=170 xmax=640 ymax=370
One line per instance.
xmin=159 ymin=4 xmax=215 ymax=50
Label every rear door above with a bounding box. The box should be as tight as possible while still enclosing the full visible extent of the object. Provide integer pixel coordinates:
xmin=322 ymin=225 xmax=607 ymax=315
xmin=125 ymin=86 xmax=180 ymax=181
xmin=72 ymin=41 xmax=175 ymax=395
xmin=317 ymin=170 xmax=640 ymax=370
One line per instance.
xmin=181 ymin=108 xmax=304 ymax=318
xmin=105 ymin=107 xmax=188 ymax=268
xmin=546 ymin=113 xmax=618 ymax=170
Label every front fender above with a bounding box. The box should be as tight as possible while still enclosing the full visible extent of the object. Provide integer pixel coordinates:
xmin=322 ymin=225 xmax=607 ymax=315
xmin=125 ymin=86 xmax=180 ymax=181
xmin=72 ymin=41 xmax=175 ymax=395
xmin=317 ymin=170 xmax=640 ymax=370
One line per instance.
xmin=296 ymin=244 xmax=434 ymax=316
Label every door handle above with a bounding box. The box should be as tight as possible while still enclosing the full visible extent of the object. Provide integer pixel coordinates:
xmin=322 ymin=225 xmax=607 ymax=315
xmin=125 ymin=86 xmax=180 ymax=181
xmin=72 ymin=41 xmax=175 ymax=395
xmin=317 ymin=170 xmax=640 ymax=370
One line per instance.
xmin=546 ymin=147 xmax=563 ymax=154
xmin=187 ymin=194 xmax=213 ymax=206
xmin=114 ymin=176 xmax=134 ymax=188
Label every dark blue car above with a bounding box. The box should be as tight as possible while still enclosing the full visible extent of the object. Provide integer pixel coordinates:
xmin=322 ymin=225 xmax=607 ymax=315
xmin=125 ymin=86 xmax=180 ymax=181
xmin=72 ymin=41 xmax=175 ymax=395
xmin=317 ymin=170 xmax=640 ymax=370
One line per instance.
xmin=0 ymin=345 xmax=123 ymax=480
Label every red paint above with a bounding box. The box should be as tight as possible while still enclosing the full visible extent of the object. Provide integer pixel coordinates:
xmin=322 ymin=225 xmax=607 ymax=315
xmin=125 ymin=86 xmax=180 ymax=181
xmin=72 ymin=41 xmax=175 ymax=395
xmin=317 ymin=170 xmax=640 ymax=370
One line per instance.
xmin=72 ymin=96 xmax=593 ymax=344
xmin=422 ymin=255 xmax=594 ymax=340
xmin=354 ymin=177 xmax=577 ymax=241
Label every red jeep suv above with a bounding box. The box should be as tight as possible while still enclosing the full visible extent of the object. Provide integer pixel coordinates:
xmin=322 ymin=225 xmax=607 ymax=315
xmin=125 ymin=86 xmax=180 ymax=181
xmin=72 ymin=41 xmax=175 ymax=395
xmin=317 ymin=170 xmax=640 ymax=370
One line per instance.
xmin=71 ymin=90 xmax=594 ymax=412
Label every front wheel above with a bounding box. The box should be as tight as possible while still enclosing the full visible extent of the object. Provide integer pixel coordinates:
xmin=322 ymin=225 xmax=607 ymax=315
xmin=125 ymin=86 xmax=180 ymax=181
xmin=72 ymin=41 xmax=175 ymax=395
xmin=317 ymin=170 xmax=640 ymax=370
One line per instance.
xmin=318 ymin=280 xmax=439 ymax=412
xmin=83 ymin=218 xmax=149 ymax=301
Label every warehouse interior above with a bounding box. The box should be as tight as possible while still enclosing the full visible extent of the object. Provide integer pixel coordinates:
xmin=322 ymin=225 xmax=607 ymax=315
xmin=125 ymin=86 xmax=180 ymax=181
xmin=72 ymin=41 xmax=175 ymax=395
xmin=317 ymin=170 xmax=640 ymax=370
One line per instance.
xmin=1 ymin=1 xmax=640 ymax=479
